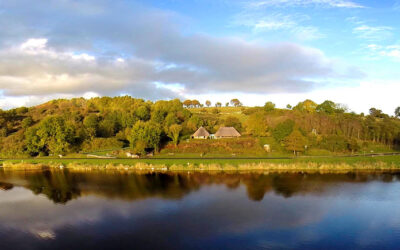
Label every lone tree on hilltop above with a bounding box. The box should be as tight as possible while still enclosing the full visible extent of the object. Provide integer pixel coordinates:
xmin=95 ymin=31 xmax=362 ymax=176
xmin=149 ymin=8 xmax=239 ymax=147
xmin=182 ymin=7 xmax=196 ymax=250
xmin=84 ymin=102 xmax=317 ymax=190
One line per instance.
xmin=369 ymin=108 xmax=387 ymax=118
xmin=264 ymin=101 xmax=276 ymax=112
xmin=183 ymin=100 xmax=192 ymax=108
xmin=230 ymin=99 xmax=242 ymax=107
xmin=192 ymin=100 xmax=201 ymax=108
xmin=294 ymin=99 xmax=317 ymax=113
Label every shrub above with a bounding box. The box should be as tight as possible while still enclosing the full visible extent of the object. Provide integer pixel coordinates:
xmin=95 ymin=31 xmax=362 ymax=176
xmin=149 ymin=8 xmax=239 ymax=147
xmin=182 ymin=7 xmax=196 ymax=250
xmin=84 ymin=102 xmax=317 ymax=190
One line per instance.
xmin=81 ymin=138 xmax=124 ymax=152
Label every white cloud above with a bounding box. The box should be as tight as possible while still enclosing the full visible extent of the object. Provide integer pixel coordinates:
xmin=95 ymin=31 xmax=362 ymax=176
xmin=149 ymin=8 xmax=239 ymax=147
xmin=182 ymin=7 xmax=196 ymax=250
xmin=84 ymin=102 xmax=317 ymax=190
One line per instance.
xmin=367 ymin=44 xmax=380 ymax=50
xmin=365 ymin=43 xmax=400 ymax=61
xmin=353 ymin=25 xmax=393 ymax=41
xmin=70 ymin=53 xmax=95 ymax=61
xmin=17 ymin=38 xmax=97 ymax=62
xmin=254 ymin=20 xmax=293 ymax=30
xmin=20 ymin=38 xmax=48 ymax=53
xmin=381 ymin=50 xmax=400 ymax=59
xmin=116 ymin=58 xmax=125 ymax=63
xmin=293 ymin=26 xmax=323 ymax=41
xmin=232 ymin=12 xmax=324 ymax=41
xmin=248 ymin=0 xmax=365 ymax=8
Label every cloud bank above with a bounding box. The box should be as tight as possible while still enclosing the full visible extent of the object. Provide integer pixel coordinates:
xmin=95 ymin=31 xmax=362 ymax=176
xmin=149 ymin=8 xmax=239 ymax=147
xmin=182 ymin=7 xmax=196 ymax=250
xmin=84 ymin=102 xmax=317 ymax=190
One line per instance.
xmin=0 ymin=0 xmax=363 ymax=108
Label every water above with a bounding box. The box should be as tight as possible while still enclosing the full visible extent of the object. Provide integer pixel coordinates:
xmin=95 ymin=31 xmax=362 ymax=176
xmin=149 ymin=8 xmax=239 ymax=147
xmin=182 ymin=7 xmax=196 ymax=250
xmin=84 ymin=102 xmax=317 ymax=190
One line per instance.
xmin=1 ymin=169 xmax=400 ymax=249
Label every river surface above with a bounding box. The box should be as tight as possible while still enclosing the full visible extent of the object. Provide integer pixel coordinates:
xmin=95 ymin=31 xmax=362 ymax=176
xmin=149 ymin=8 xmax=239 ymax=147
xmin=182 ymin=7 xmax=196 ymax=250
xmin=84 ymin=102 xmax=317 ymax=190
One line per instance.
xmin=1 ymin=169 xmax=400 ymax=249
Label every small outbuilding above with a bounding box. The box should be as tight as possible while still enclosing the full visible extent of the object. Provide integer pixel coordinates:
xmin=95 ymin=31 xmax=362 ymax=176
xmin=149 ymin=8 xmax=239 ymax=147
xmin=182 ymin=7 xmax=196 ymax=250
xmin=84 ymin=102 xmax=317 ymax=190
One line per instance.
xmin=215 ymin=127 xmax=241 ymax=139
xmin=192 ymin=127 xmax=210 ymax=139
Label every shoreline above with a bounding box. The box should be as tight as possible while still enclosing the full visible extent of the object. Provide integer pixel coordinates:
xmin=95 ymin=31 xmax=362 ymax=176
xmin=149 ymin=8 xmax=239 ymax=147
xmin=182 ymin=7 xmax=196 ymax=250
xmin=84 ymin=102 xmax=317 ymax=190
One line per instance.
xmin=2 ymin=156 xmax=400 ymax=173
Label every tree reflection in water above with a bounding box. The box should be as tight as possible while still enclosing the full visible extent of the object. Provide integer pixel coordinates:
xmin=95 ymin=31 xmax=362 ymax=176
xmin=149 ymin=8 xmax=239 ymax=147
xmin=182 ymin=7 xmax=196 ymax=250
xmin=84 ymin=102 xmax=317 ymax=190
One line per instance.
xmin=1 ymin=169 xmax=399 ymax=204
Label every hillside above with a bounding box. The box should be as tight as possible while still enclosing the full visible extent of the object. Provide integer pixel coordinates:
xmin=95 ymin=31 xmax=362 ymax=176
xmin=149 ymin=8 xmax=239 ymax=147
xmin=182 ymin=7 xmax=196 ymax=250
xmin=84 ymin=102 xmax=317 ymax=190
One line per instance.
xmin=0 ymin=97 xmax=399 ymax=158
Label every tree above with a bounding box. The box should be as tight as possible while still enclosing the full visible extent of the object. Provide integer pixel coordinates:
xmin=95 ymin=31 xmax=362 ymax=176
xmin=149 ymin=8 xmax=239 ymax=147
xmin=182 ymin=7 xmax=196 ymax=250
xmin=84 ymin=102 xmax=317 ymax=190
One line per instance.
xmin=369 ymin=108 xmax=387 ymax=118
xmin=316 ymin=100 xmax=336 ymax=114
xmin=348 ymin=139 xmax=360 ymax=154
xmin=167 ymin=124 xmax=182 ymax=146
xmin=183 ymin=100 xmax=192 ymax=108
xmin=164 ymin=113 xmax=179 ymax=128
xmin=21 ymin=117 xmax=33 ymax=129
xmin=245 ymin=111 xmax=268 ymax=136
xmin=264 ymin=102 xmax=276 ymax=112
xmin=215 ymin=102 xmax=222 ymax=107
xmin=128 ymin=121 xmax=162 ymax=151
xmin=316 ymin=100 xmax=347 ymax=114
xmin=0 ymin=128 xmax=7 ymax=137
xmin=224 ymin=116 xmax=243 ymax=132
xmin=25 ymin=127 xmax=41 ymax=155
xmin=294 ymin=99 xmax=317 ymax=113
xmin=83 ymin=114 xmax=98 ymax=139
xmin=132 ymin=140 xmax=147 ymax=156
xmin=286 ymin=104 xmax=292 ymax=110
xmin=192 ymin=100 xmax=201 ymax=108
xmin=225 ymin=102 xmax=229 ymax=107
xmin=15 ymin=107 xmax=28 ymax=115
xmin=25 ymin=116 xmax=74 ymax=155
xmin=320 ymin=135 xmax=348 ymax=153
xmin=98 ymin=117 xmax=118 ymax=138
xmin=230 ymin=99 xmax=241 ymax=107
xmin=186 ymin=115 xmax=201 ymax=132
xmin=272 ymin=119 xmax=295 ymax=143
xmin=136 ymin=105 xmax=150 ymax=120
xmin=205 ymin=100 xmax=211 ymax=107
xmin=284 ymin=130 xmax=307 ymax=155
xmin=395 ymin=107 xmax=400 ymax=118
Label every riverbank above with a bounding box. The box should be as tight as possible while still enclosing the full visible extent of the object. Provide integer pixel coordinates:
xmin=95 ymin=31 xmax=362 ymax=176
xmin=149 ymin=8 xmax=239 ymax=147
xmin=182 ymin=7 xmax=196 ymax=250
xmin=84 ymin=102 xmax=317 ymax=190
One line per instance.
xmin=1 ymin=155 xmax=400 ymax=172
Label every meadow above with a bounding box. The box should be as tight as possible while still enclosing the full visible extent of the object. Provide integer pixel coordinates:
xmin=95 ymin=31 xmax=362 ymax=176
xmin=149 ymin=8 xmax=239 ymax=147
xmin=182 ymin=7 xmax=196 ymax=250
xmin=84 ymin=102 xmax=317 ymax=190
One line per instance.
xmin=2 ymin=155 xmax=400 ymax=172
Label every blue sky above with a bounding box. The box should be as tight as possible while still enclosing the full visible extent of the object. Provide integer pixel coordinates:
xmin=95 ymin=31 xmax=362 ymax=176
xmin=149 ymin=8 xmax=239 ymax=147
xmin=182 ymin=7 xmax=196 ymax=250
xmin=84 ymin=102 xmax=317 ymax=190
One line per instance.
xmin=0 ymin=0 xmax=399 ymax=114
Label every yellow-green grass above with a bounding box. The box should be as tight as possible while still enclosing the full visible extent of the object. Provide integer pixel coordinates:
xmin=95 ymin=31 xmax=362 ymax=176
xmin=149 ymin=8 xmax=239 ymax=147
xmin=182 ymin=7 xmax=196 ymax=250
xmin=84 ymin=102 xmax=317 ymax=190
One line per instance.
xmin=190 ymin=106 xmax=249 ymax=122
xmin=2 ymin=155 xmax=400 ymax=173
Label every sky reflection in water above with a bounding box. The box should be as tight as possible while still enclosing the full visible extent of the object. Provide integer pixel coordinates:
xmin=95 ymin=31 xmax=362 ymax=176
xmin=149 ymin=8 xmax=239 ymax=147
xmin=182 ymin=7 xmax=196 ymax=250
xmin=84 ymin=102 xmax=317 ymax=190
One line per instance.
xmin=1 ymin=170 xmax=400 ymax=250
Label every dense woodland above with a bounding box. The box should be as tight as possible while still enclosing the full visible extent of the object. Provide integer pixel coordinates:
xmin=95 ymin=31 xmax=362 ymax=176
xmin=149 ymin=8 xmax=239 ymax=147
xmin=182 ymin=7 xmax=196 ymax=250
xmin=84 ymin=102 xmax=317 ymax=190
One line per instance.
xmin=0 ymin=96 xmax=399 ymax=157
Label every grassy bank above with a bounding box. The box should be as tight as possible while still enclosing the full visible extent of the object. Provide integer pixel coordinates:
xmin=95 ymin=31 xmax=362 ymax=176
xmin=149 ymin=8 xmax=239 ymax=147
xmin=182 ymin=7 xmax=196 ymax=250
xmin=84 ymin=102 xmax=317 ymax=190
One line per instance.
xmin=1 ymin=155 xmax=400 ymax=172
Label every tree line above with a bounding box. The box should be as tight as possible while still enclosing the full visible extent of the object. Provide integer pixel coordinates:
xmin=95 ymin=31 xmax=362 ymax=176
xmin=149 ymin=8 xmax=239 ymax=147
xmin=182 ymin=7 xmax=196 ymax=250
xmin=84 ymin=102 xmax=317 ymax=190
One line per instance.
xmin=183 ymin=99 xmax=243 ymax=108
xmin=0 ymin=96 xmax=399 ymax=157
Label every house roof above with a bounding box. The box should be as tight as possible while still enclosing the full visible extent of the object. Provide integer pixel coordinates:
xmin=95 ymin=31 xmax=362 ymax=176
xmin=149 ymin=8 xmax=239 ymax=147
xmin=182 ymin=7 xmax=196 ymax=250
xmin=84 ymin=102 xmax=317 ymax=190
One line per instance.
xmin=192 ymin=127 xmax=210 ymax=137
xmin=215 ymin=127 xmax=241 ymax=137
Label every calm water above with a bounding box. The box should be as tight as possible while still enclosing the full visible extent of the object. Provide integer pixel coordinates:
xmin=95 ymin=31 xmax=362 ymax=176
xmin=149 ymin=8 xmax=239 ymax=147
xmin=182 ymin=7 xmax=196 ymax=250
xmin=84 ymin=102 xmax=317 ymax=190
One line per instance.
xmin=1 ymin=169 xmax=400 ymax=250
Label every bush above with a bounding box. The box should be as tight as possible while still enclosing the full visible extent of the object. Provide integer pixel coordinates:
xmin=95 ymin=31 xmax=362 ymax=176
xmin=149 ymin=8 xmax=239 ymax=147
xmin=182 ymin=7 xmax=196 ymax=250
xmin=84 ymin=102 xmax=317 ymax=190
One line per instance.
xmin=81 ymin=138 xmax=124 ymax=152
xmin=272 ymin=119 xmax=295 ymax=143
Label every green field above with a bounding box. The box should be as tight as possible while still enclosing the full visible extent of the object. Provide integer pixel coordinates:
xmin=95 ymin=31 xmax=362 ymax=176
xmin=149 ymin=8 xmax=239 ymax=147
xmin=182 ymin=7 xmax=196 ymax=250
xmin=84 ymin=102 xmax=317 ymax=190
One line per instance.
xmin=2 ymin=155 xmax=400 ymax=170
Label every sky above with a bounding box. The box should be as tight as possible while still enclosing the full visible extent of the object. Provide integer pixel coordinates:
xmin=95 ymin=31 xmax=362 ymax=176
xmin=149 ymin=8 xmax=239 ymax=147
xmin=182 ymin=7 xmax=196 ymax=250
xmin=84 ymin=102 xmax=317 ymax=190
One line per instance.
xmin=0 ymin=0 xmax=399 ymax=114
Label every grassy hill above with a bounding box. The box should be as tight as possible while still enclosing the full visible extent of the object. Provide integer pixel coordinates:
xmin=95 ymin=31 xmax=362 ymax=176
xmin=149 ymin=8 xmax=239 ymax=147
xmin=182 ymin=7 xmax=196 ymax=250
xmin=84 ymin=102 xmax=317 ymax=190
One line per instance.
xmin=0 ymin=97 xmax=399 ymax=158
